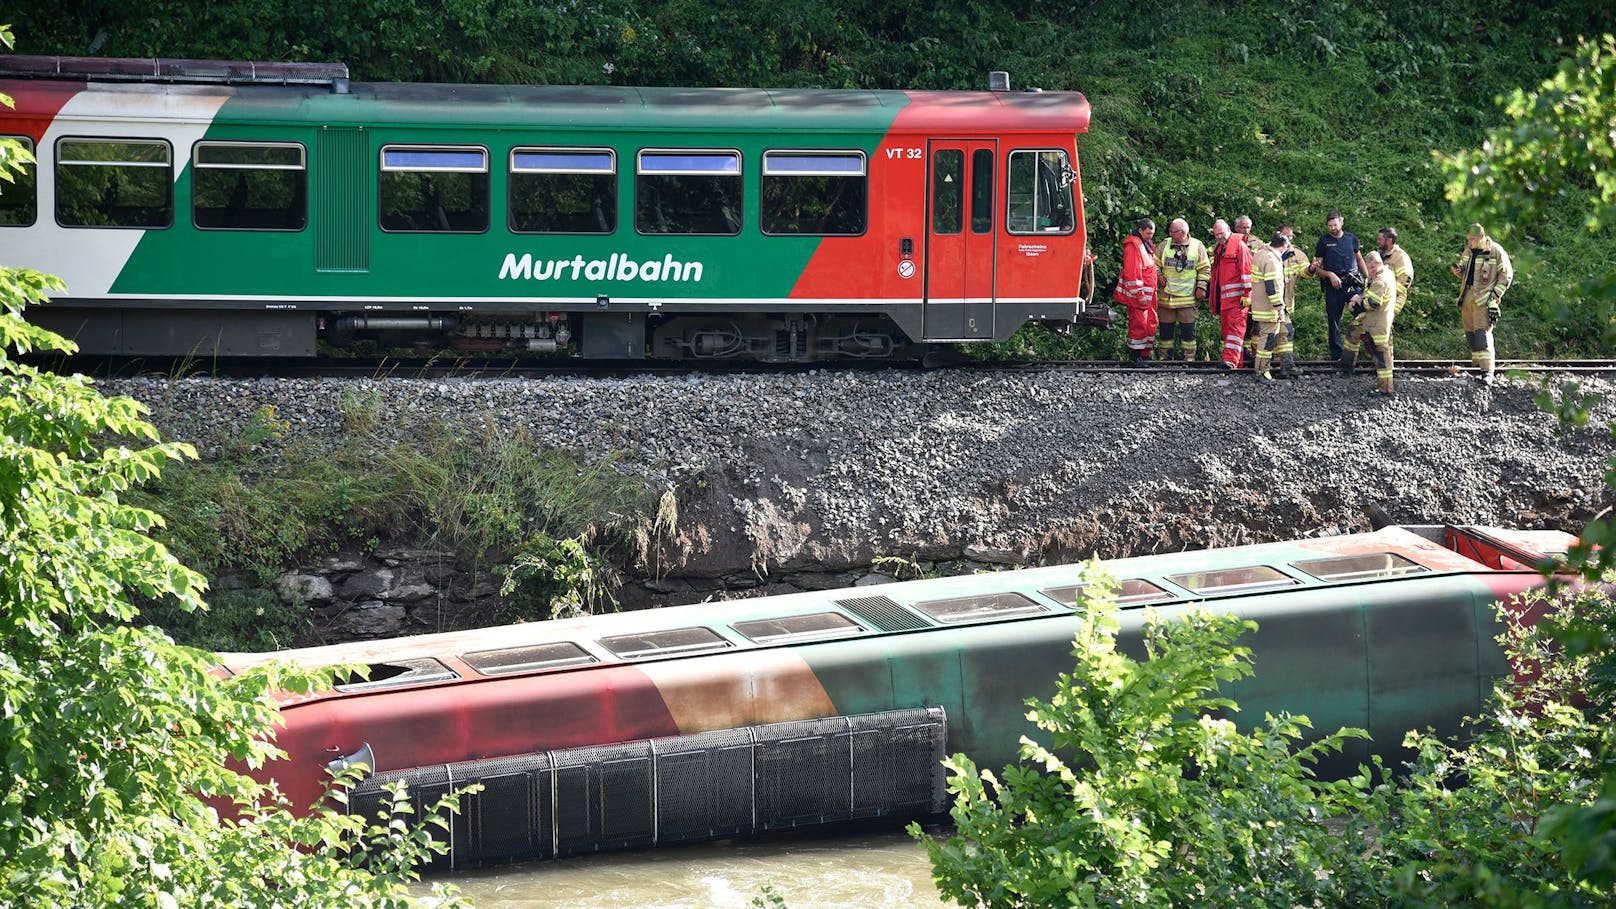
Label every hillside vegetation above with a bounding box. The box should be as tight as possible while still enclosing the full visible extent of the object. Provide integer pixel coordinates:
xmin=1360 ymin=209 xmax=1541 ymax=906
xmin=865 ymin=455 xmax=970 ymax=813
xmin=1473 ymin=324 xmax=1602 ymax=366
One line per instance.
xmin=12 ymin=0 xmax=1615 ymax=357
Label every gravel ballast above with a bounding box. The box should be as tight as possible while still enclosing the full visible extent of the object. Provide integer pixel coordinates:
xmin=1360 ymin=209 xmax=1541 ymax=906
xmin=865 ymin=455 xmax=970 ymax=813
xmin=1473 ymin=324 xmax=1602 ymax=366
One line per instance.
xmin=104 ymin=368 xmax=1616 ymax=602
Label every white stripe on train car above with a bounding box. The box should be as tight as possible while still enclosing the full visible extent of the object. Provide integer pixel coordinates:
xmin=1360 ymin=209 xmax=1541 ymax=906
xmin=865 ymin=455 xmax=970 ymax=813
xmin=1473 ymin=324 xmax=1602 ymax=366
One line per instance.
xmin=27 ymin=88 xmax=229 ymax=297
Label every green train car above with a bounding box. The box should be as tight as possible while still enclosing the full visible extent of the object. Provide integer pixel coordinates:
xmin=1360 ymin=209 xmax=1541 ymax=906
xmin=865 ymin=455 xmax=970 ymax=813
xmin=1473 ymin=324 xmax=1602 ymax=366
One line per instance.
xmin=217 ymin=524 xmax=1573 ymax=866
xmin=0 ymin=56 xmax=1100 ymax=361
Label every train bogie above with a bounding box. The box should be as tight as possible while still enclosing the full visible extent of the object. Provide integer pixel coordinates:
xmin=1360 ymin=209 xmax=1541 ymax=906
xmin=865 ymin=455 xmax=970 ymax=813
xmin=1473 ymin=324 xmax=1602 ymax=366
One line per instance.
xmin=1 ymin=57 xmax=1100 ymax=361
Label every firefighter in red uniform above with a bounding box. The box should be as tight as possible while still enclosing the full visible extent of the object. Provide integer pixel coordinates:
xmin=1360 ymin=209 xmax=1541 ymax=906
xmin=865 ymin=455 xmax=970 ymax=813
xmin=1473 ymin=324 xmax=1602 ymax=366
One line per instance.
xmin=1208 ymin=219 xmax=1252 ymax=369
xmin=1114 ymin=217 xmax=1159 ymax=367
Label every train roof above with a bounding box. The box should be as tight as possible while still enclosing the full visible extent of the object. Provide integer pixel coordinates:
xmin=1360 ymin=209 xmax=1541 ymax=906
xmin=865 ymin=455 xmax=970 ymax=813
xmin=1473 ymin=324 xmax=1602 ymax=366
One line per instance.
xmin=217 ymin=525 xmax=1574 ymax=684
xmin=0 ymin=54 xmax=1091 ymax=135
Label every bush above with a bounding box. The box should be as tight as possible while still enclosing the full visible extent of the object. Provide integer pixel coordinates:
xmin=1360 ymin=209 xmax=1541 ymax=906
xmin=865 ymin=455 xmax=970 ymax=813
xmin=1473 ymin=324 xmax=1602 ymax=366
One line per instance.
xmin=911 ymin=568 xmax=1374 ymax=908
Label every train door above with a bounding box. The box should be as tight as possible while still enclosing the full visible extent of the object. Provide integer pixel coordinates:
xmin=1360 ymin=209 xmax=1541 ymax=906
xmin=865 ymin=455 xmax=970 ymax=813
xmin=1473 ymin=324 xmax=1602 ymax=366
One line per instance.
xmin=923 ymin=140 xmax=996 ymax=340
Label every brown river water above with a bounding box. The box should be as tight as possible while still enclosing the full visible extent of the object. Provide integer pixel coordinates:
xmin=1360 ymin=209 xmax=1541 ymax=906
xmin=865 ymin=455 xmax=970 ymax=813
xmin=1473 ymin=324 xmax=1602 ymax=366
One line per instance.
xmin=411 ymin=829 xmax=948 ymax=908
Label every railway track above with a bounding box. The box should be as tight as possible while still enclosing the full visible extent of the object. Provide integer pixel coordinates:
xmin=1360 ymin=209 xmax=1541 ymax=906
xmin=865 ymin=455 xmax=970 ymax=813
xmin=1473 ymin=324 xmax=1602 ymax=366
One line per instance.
xmin=30 ymin=354 xmax=1616 ymax=381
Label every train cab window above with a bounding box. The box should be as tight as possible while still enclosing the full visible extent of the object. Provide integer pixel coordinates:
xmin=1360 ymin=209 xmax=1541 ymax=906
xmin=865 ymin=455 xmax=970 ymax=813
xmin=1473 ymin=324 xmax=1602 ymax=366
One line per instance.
xmin=732 ymin=612 xmax=866 ymax=644
xmin=600 ymin=626 xmax=732 ymax=659
xmin=760 ymin=150 xmax=867 ymax=236
xmin=1006 ymin=149 xmax=1075 ymax=235
xmin=0 ymin=136 xmax=36 ymax=226
xmin=912 ymin=591 xmax=1047 ymax=623
xmin=635 ymin=150 xmax=742 ymax=235
xmin=1041 ymin=578 xmax=1174 ymax=609
xmin=379 ymin=145 xmax=489 ymax=233
xmin=193 ymin=141 xmax=307 ymax=231
xmin=510 ymin=148 xmax=616 ymax=234
xmin=56 ymin=138 xmax=172 ymax=228
xmin=1293 ymin=552 xmax=1429 ymax=583
xmin=332 ymin=658 xmax=458 ymax=693
xmin=970 ymin=148 xmax=994 ymax=234
xmin=931 ymin=149 xmax=963 ymax=234
xmin=462 ymin=641 xmax=599 ymax=675
xmin=1166 ymin=565 xmax=1299 ymax=596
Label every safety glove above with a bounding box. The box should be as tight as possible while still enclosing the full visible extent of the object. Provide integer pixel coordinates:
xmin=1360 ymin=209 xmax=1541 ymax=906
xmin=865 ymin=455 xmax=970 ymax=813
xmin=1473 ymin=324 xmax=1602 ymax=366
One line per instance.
xmin=1487 ymin=302 xmax=1501 ymax=326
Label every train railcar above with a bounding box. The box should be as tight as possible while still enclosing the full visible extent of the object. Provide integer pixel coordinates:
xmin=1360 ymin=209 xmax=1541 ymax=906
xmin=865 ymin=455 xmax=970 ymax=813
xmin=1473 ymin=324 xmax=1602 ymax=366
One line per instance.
xmin=0 ymin=56 xmax=1101 ymax=362
xmin=216 ymin=524 xmax=1573 ymax=867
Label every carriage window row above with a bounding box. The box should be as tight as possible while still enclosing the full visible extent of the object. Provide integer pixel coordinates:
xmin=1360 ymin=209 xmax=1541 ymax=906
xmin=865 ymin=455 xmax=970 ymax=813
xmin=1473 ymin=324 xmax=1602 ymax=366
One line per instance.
xmin=333 ymin=550 xmax=1437 ymax=689
xmin=2 ymin=137 xmax=1063 ymax=238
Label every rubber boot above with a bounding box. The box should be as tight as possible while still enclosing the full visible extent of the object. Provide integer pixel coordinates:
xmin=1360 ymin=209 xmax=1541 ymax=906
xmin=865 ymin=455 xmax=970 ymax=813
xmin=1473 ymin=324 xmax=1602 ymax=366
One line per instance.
xmin=1278 ymin=353 xmax=1298 ymax=379
xmin=1380 ymin=376 xmax=1395 ymax=396
xmin=1337 ymin=349 xmax=1356 ymax=377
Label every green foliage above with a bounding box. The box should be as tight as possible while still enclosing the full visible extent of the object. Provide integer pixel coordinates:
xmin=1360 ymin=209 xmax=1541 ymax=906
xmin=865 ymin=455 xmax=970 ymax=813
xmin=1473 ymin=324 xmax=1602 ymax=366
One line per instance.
xmin=498 ymin=530 xmax=619 ymax=621
xmin=127 ymin=405 xmax=657 ymax=645
xmin=1354 ymin=587 xmax=1616 ymax=908
xmin=911 ymin=568 xmax=1372 ymax=908
xmin=1 ymin=126 xmax=464 ymax=904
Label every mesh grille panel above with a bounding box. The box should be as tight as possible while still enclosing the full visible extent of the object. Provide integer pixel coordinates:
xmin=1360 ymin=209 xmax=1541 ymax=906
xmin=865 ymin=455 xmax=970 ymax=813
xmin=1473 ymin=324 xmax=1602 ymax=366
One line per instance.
xmin=835 ymin=595 xmax=930 ymax=632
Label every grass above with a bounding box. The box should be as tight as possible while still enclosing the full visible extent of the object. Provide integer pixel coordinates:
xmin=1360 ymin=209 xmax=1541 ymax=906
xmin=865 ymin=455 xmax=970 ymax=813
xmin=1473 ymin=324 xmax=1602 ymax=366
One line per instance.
xmin=129 ymin=400 xmax=663 ymax=648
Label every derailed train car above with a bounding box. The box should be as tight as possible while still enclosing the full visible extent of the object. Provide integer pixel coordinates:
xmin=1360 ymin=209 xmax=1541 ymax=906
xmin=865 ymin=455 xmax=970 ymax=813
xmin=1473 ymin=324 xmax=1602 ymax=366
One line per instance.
xmin=0 ymin=55 xmax=1100 ymax=361
xmin=215 ymin=524 xmax=1573 ymax=867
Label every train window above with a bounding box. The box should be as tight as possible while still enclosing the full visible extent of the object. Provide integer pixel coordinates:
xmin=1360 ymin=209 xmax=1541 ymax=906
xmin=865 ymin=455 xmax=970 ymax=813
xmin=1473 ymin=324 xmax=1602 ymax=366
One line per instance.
xmin=970 ymin=148 xmax=993 ymax=234
xmin=931 ymin=149 xmax=963 ymax=234
xmin=332 ymin=658 xmax=458 ymax=693
xmin=635 ymin=150 xmax=742 ymax=235
xmin=599 ymin=626 xmax=732 ymax=659
xmin=56 ymin=138 xmax=172 ymax=229
xmin=462 ymin=641 xmax=598 ymax=675
xmin=510 ymin=148 xmax=616 ymax=234
xmin=1006 ymin=149 xmax=1075 ymax=235
xmin=379 ymin=145 xmax=489 ymax=233
xmin=1041 ymin=578 xmax=1174 ymax=609
xmin=193 ymin=141 xmax=307 ymax=231
xmin=0 ymin=136 xmax=36 ymax=226
xmin=911 ymin=591 xmax=1047 ymax=623
xmin=1165 ymin=565 xmax=1299 ymax=596
xmin=1293 ymin=552 xmax=1429 ymax=583
xmin=732 ymin=612 xmax=866 ymax=644
xmin=760 ymin=150 xmax=867 ymax=236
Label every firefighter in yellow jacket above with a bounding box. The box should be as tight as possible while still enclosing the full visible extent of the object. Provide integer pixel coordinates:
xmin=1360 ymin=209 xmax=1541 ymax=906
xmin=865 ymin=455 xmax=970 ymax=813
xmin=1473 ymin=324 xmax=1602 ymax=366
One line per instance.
xmin=1450 ymin=223 xmax=1513 ymax=386
xmin=1340 ymin=251 xmax=1398 ymax=396
xmin=1377 ymin=227 xmax=1413 ymax=315
xmin=1153 ymin=218 xmax=1211 ymax=360
xmin=1249 ymin=232 xmax=1288 ymax=385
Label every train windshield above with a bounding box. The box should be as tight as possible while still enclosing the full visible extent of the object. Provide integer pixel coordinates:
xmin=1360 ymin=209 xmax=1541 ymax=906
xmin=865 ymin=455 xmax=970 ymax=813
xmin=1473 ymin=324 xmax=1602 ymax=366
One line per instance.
xmin=1007 ymin=149 xmax=1075 ymax=235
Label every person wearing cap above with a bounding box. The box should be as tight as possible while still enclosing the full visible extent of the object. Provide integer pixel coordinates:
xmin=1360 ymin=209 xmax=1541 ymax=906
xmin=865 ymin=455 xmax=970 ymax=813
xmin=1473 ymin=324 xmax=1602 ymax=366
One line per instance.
xmin=1209 ymin=218 xmax=1252 ymax=369
xmin=1249 ymin=232 xmax=1289 ymax=384
xmin=1450 ymin=223 xmax=1513 ymax=386
xmin=1114 ymin=217 xmax=1159 ymax=367
xmin=1153 ymin=218 xmax=1209 ymax=361
xmin=1310 ymin=211 xmax=1368 ymax=360
xmin=1340 ymin=250 xmax=1399 ymax=396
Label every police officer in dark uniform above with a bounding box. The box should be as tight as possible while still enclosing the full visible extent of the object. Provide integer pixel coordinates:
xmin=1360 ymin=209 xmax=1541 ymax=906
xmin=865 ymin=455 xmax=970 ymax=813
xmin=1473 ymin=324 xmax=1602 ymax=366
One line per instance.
xmin=1309 ymin=210 xmax=1369 ymax=360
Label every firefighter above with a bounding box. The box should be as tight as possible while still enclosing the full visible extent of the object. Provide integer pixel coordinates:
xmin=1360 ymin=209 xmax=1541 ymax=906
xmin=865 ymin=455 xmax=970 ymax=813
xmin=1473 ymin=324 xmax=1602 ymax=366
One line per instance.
xmin=1276 ymin=225 xmax=1307 ymax=378
xmin=1153 ymin=218 xmax=1210 ymax=361
xmin=1209 ymin=219 xmax=1252 ymax=369
xmin=1377 ymin=227 xmax=1414 ymax=314
xmin=1114 ymin=217 xmax=1159 ymax=367
xmin=1249 ymin=232 xmax=1288 ymax=385
xmin=1340 ymin=250 xmax=1398 ymax=396
xmin=1449 ymin=223 xmax=1513 ymax=386
xmin=1235 ymin=216 xmax=1261 ymax=368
